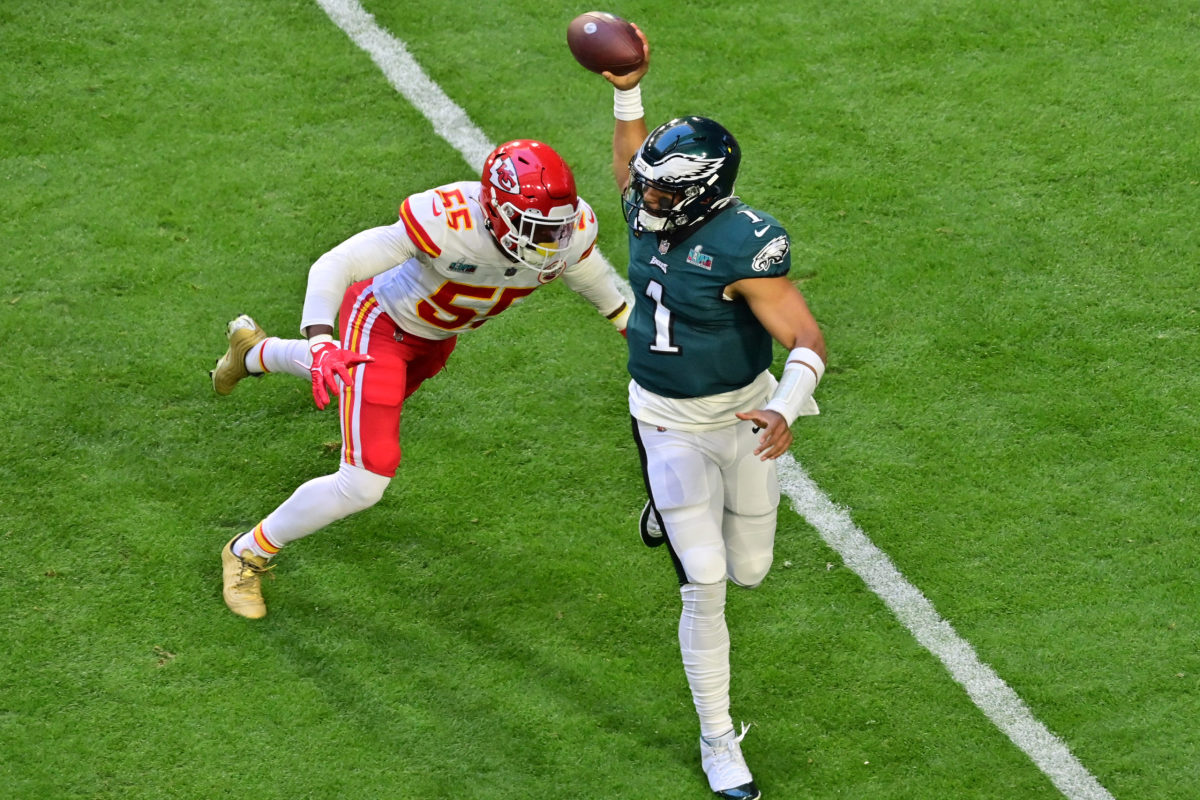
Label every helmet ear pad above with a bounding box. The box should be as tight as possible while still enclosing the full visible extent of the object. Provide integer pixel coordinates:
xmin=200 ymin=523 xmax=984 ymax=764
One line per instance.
xmin=623 ymin=116 xmax=741 ymax=233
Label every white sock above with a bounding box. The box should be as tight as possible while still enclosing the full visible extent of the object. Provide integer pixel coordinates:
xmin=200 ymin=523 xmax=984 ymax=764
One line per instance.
xmin=244 ymin=462 xmax=391 ymax=552
xmin=679 ymin=581 xmax=733 ymax=739
xmin=232 ymin=523 xmax=280 ymax=560
xmin=245 ymin=337 xmax=341 ymax=379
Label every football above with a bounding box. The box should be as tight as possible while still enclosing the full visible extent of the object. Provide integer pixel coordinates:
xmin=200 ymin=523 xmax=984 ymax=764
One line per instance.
xmin=566 ymin=12 xmax=644 ymax=75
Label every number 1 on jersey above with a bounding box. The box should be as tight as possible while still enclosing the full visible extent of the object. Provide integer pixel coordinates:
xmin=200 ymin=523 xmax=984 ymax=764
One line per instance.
xmin=645 ymin=279 xmax=681 ymax=354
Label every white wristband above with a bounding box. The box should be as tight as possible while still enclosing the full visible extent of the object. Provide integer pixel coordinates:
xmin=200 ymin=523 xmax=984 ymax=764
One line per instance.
xmin=763 ymin=347 xmax=825 ymax=426
xmin=607 ymin=301 xmax=631 ymax=332
xmin=614 ymin=86 xmax=644 ymax=121
xmin=308 ymin=334 xmax=333 ymax=349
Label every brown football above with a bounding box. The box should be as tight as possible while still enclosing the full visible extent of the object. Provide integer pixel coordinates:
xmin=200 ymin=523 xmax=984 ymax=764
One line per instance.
xmin=567 ymin=12 xmax=644 ymax=75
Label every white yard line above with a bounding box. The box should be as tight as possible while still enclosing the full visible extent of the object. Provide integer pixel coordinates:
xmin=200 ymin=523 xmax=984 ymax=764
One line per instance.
xmin=313 ymin=0 xmax=634 ymax=306
xmin=777 ymin=454 xmax=1114 ymax=800
xmin=314 ymin=2 xmax=1114 ymax=797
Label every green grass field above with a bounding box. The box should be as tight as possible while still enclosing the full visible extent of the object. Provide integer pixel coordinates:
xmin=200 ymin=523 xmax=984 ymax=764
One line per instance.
xmin=2 ymin=1 xmax=1197 ymax=798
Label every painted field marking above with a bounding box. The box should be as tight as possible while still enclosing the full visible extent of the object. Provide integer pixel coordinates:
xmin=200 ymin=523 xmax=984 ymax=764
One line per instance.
xmin=778 ymin=455 xmax=1114 ymax=800
xmin=314 ymin=2 xmax=1114 ymax=798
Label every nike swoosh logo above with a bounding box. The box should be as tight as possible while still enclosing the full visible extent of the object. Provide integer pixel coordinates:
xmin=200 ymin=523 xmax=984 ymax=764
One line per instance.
xmin=431 ymin=199 xmax=443 ymax=217
xmin=755 ymin=225 xmax=770 ymax=238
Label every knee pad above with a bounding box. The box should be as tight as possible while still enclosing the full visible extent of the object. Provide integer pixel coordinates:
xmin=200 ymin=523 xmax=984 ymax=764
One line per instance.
xmin=676 ymin=540 xmax=728 ymax=586
xmin=335 ymin=461 xmax=390 ymax=512
xmin=724 ymin=508 xmax=776 ymax=588
xmin=660 ymin=499 xmax=727 ymax=586
xmin=728 ymin=558 xmax=772 ymax=589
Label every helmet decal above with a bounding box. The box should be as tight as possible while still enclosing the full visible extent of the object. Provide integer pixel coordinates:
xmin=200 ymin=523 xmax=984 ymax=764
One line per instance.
xmin=636 ymin=152 xmax=725 ymax=186
xmin=488 ymin=155 xmax=520 ymax=193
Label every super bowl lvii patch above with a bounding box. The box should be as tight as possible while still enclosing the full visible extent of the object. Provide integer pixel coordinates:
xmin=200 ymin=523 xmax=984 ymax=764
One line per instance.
xmin=687 ymin=245 xmax=713 ymax=270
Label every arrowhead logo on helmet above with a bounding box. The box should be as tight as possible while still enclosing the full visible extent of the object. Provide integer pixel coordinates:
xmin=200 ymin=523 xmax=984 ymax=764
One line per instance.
xmin=489 ymin=156 xmax=519 ymax=193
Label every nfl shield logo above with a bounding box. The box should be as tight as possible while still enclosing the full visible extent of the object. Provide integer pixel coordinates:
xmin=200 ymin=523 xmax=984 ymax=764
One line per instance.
xmin=687 ymin=245 xmax=713 ymax=270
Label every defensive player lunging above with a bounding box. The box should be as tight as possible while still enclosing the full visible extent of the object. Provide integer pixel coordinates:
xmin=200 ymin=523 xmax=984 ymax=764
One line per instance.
xmin=589 ymin=25 xmax=827 ymax=800
xmin=211 ymin=140 xmax=629 ymax=619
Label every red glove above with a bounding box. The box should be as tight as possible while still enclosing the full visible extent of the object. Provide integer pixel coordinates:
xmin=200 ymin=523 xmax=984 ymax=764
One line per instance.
xmin=307 ymin=341 xmax=373 ymax=410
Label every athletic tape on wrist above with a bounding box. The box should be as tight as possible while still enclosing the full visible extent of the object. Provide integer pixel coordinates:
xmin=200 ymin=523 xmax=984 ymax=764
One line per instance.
xmin=307 ymin=334 xmax=333 ymax=349
xmin=614 ymin=86 xmax=644 ymax=121
xmin=764 ymin=347 xmax=825 ymax=426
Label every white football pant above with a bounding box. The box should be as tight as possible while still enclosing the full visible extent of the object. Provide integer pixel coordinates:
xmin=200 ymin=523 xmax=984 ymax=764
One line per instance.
xmin=633 ymin=418 xmax=780 ymax=737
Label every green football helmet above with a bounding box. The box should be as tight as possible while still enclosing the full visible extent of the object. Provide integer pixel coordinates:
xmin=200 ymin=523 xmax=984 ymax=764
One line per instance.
xmin=622 ymin=116 xmax=741 ymax=234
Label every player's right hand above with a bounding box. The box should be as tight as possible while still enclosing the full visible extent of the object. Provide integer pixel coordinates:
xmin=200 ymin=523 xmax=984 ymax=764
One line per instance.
xmin=307 ymin=341 xmax=373 ymax=410
xmin=735 ymin=408 xmax=793 ymax=461
xmin=603 ymin=24 xmax=650 ymax=89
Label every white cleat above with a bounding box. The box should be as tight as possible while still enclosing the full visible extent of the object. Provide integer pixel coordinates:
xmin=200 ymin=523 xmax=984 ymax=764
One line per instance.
xmin=700 ymin=724 xmax=761 ymax=800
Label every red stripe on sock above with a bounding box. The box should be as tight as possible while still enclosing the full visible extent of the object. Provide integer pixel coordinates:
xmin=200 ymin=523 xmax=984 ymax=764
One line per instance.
xmin=253 ymin=523 xmax=281 ymax=554
xmin=256 ymin=339 xmax=270 ymax=374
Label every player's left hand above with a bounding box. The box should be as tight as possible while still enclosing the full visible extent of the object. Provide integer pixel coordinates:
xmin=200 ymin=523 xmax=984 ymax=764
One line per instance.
xmin=307 ymin=341 xmax=374 ymax=410
xmin=736 ymin=408 xmax=793 ymax=460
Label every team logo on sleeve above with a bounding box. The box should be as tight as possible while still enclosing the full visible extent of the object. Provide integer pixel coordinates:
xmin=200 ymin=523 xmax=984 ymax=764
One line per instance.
xmin=488 ymin=156 xmax=519 ymax=192
xmin=751 ymin=235 xmax=789 ymax=272
xmin=686 ymin=245 xmax=713 ymax=270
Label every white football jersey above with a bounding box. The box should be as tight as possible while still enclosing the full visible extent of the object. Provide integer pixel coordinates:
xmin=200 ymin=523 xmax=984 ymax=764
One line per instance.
xmin=300 ymin=181 xmax=621 ymax=341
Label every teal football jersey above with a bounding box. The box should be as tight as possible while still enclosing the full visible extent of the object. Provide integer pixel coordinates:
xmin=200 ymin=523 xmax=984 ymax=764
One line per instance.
xmin=626 ymin=203 xmax=791 ymax=398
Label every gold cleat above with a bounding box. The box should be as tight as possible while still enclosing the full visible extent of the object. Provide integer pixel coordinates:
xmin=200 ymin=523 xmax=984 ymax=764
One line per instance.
xmin=210 ymin=314 xmax=267 ymax=395
xmin=221 ymin=536 xmax=272 ymax=619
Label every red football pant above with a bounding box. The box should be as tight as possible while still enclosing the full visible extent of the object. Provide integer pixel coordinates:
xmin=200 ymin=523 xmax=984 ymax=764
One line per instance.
xmin=338 ymin=280 xmax=456 ymax=477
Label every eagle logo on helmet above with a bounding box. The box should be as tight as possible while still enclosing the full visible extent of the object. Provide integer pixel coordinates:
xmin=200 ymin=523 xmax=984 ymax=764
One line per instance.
xmin=636 ymin=152 xmax=725 ymax=186
xmin=489 ymin=156 xmax=519 ymax=193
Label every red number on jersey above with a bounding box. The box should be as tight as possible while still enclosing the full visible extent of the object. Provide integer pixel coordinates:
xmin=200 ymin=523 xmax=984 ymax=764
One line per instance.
xmin=416 ymin=281 xmax=536 ymax=331
xmin=435 ymin=189 xmax=473 ymax=231
xmin=468 ymin=286 xmax=535 ymax=328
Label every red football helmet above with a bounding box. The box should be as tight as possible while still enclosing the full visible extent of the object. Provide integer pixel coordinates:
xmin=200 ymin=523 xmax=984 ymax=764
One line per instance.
xmin=480 ymin=140 xmax=581 ymax=275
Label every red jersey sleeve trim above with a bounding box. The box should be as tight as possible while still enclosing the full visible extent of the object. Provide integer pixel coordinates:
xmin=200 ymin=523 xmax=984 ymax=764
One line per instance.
xmin=399 ymin=198 xmax=442 ymax=257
